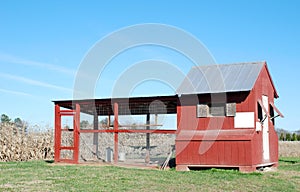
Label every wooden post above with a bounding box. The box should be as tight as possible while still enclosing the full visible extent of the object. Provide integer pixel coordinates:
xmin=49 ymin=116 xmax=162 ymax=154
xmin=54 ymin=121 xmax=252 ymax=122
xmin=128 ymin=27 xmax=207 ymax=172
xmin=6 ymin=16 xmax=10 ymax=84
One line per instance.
xmin=145 ymin=113 xmax=150 ymax=163
xmin=54 ymin=105 xmax=61 ymax=162
xmin=114 ymin=102 xmax=119 ymax=163
xmin=108 ymin=115 xmax=111 ymax=128
xmin=93 ymin=112 xmax=99 ymax=157
xmin=73 ymin=104 xmax=80 ymax=163
xmin=146 ymin=113 xmax=150 ymax=150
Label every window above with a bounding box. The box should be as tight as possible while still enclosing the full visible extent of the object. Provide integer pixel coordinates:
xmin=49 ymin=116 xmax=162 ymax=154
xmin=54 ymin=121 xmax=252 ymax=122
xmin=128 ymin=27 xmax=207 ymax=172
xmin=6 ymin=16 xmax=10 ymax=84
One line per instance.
xmin=209 ymin=104 xmax=226 ymax=116
xmin=197 ymin=104 xmax=209 ymax=117
xmin=226 ymin=103 xmax=236 ymax=116
xmin=269 ymin=104 xmax=275 ymax=125
xmin=197 ymin=103 xmax=236 ymax=117
xmin=257 ymin=102 xmax=263 ymax=122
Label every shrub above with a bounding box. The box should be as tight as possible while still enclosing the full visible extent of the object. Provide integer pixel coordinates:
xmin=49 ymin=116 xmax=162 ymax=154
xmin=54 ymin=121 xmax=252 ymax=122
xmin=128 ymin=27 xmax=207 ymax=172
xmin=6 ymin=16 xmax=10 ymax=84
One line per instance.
xmin=292 ymin=133 xmax=298 ymax=141
xmin=279 ymin=132 xmax=285 ymax=141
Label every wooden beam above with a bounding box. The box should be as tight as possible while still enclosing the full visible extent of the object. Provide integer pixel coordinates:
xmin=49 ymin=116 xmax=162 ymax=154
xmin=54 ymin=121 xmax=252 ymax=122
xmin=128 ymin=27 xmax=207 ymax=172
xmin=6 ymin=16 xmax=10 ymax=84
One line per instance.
xmin=54 ymin=105 xmax=61 ymax=162
xmin=73 ymin=104 xmax=80 ymax=163
xmin=118 ymin=124 xmax=162 ymax=127
xmin=79 ymin=129 xmax=176 ymax=134
xmin=93 ymin=112 xmax=99 ymax=157
xmin=145 ymin=113 xmax=150 ymax=164
xmin=114 ymin=102 xmax=119 ymax=163
xmin=108 ymin=115 xmax=111 ymax=127
xmin=146 ymin=113 xmax=150 ymax=150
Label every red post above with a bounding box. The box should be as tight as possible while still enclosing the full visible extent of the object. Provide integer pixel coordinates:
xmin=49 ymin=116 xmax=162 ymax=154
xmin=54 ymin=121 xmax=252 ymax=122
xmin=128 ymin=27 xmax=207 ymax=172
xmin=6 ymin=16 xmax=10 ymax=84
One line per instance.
xmin=73 ymin=104 xmax=80 ymax=163
xmin=54 ymin=105 xmax=61 ymax=162
xmin=114 ymin=102 xmax=119 ymax=163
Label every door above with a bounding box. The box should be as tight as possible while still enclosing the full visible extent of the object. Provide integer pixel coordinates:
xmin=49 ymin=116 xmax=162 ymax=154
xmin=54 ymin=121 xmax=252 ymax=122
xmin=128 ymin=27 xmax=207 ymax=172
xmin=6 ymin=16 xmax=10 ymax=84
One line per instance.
xmin=262 ymin=95 xmax=270 ymax=160
xmin=54 ymin=104 xmax=80 ymax=163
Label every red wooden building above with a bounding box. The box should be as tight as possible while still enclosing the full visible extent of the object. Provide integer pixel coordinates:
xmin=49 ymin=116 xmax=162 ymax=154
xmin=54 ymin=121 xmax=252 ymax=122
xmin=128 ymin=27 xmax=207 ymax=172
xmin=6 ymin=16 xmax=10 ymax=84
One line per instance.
xmin=175 ymin=61 xmax=283 ymax=171
xmin=53 ymin=61 xmax=283 ymax=172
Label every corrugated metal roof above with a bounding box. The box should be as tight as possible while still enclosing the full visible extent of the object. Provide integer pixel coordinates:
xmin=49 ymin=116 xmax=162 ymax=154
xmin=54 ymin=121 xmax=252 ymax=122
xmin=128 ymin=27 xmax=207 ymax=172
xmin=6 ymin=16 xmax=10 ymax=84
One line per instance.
xmin=176 ymin=61 xmax=265 ymax=95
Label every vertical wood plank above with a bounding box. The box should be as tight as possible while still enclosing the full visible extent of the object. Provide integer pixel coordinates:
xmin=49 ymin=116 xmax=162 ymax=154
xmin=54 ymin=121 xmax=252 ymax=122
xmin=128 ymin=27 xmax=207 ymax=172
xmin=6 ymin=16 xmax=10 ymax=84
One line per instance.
xmin=231 ymin=141 xmax=239 ymax=165
xmin=114 ymin=102 xmax=119 ymax=163
xmin=238 ymin=141 xmax=246 ymax=166
xmin=224 ymin=141 xmax=231 ymax=165
xmin=54 ymin=105 xmax=61 ymax=162
xmin=73 ymin=104 xmax=80 ymax=163
xmin=218 ymin=141 xmax=225 ymax=165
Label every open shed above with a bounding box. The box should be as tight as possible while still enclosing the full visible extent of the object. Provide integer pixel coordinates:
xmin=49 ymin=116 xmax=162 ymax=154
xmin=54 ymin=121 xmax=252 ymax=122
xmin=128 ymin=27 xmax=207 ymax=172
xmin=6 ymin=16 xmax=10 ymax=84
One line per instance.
xmin=53 ymin=95 xmax=178 ymax=164
xmin=53 ymin=61 xmax=283 ymax=171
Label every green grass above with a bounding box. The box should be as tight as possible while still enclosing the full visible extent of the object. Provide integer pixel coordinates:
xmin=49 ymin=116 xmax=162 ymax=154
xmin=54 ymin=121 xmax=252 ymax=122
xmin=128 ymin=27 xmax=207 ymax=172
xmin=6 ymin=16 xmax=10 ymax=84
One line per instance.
xmin=0 ymin=158 xmax=300 ymax=192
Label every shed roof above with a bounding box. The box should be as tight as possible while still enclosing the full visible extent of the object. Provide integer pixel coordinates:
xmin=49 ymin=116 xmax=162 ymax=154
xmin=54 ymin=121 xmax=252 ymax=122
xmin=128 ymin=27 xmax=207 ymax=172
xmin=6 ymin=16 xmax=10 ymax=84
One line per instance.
xmin=53 ymin=95 xmax=178 ymax=116
xmin=54 ymin=61 xmax=279 ymax=115
xmin=177 ymin=61 xmax=272 ymax=95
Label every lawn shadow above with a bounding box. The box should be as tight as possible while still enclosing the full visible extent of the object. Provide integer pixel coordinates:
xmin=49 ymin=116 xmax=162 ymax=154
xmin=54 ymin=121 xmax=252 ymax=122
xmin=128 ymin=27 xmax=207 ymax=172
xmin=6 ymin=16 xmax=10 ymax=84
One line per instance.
xmin=279 ymin=159 xmax=299 ymax=164
xmin=44 ymin=160 xmax=54 ymax=164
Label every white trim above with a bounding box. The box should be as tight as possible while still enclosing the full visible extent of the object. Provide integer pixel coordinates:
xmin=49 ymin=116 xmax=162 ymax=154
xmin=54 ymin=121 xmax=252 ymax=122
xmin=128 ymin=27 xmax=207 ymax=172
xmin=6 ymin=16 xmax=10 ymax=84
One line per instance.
xmin=262 ymin=95 xmax=270 ymax=160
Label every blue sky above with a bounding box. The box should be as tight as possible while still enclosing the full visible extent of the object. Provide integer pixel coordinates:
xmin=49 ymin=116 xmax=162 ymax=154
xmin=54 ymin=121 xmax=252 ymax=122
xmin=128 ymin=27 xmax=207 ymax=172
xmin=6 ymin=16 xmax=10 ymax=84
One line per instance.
xmin=0 ymin=1 xmax=299 ymax=131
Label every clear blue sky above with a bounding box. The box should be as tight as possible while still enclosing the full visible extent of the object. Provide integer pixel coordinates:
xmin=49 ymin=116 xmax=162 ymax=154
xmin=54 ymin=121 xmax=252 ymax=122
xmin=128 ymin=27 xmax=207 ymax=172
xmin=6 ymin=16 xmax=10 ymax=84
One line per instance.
xmin=0 ymin=1 xmax=299 ymax=131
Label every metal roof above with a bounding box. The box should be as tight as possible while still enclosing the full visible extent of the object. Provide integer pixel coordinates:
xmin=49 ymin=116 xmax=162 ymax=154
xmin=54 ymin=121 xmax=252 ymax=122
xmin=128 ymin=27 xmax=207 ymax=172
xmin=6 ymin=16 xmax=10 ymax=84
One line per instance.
xmin=176 ymin=61 xmax=265 ymax=95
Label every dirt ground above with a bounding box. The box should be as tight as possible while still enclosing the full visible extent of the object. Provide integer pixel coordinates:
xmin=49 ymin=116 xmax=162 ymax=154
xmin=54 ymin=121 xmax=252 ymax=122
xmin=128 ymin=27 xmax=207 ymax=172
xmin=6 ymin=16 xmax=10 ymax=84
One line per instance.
xmin=279 ymin=141 xmax=300 ymax=157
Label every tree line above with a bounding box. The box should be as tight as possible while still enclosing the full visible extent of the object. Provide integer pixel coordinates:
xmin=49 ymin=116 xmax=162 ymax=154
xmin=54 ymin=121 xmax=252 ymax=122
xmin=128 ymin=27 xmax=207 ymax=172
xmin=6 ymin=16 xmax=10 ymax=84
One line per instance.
xmin=1 ymin=114 xmax=28 ymax=133
xmin=277 ymin=128 xmax=300 ymax=141
xmin=279 ymin=132 xmax=300 ymax=141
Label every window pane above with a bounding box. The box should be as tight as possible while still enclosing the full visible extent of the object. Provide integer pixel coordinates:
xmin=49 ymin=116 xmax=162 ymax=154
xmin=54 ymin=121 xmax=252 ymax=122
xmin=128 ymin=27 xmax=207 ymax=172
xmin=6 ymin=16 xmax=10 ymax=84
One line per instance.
xmin=210 ymin=105 xmax=225 ymax=116
xmin=197 ymin=104 xmax=208 ymax=117
xmin=226 ymin=103 xmax=236 ymax=116
xmin=257 ymin=102 xmax=263 ymax=122
xmin=269 ymin=104 xmax=275 ymax=125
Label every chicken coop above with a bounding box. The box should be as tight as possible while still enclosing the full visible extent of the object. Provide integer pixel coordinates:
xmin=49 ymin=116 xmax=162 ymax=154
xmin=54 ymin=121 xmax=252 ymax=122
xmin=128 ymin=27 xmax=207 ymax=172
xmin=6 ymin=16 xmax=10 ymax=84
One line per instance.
xmin=53 ymin=96 xmax=177 ymax=166
xmin=53 ymin=61 xmax=283 ymax=172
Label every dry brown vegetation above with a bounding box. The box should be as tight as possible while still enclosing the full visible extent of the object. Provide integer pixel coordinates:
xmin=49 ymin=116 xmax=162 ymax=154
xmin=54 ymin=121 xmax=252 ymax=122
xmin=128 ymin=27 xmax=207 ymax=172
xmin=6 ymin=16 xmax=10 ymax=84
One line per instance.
xmin=1 ymin=122 xmax=299 ymax=163
xmin=279 ymin=141 xmax=300 ymax=157
xmin=0 ymin=123 xmax=54 ymax=161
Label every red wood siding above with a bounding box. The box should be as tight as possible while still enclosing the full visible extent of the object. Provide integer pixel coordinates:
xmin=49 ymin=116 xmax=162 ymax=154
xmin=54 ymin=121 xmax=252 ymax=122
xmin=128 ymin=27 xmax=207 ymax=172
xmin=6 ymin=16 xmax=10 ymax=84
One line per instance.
xmin=176 ymin=63 xmax=279 ymax=170
xmin=251 ymin=65 xmax=278 ymax=165
xmin=176 ymin=140 xmax=252 ymax=166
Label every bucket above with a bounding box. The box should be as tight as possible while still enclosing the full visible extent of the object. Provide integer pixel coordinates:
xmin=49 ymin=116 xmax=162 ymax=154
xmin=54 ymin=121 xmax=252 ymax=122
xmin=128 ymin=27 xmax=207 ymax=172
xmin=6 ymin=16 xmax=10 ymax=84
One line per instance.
xmin=119 ymin=152 xmax=126 ymax=162
xmin=106 ymin=147 xmax=113 ymax=162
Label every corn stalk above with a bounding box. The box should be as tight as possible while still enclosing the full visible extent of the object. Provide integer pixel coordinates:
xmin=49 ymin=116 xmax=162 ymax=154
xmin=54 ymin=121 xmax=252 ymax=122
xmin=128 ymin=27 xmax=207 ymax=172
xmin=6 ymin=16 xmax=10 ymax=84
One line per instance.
xmin=0 ymin=123 xmax=54 ymax=162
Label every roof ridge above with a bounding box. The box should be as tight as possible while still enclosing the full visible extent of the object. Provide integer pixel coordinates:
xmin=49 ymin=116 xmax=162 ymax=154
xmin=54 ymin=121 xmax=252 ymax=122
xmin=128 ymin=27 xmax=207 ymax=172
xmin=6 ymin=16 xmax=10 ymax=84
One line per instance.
xmin=191 ymin=61 xmax=266 ymax=68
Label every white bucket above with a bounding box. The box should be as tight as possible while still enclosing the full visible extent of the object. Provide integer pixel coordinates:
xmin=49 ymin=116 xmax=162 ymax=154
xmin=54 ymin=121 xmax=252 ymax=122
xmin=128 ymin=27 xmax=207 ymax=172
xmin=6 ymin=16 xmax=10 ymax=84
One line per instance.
xmin=119 ymin=152 xmax=126 ymax=162
xmin=106 ymin=147 xmax=113 ymax=162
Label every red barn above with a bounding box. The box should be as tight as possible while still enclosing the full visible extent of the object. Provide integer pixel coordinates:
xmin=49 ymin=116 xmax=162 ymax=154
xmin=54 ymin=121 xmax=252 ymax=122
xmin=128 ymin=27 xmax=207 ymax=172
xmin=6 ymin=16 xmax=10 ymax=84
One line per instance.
xmin=175 ymin=61 xmax=283 ymax=172
xmin=53 ymin=61 xmax=283 ymax=172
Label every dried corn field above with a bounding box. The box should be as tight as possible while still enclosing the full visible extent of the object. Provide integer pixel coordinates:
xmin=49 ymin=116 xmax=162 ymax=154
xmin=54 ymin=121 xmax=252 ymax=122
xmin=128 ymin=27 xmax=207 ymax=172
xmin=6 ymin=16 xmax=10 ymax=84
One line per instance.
xmin=1 ymin=121 xmax=299 ymax=163
xmin=0 ymin=123 xmax=54 ymax=162
xmin=279 ymin=141 xmax=300 ymax=157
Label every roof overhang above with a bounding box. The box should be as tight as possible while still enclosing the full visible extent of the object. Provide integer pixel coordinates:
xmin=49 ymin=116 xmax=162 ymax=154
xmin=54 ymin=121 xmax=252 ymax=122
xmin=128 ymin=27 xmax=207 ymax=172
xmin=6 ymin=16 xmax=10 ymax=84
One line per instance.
xmin=53 ymin=95 xmax=178 ymax=116
xmin=263 ymin=62 xmax=279 ymax=98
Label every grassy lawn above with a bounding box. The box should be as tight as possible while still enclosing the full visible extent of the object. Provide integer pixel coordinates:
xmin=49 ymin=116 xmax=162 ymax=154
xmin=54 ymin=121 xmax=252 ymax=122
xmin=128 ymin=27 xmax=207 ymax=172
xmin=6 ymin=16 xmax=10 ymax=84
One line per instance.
xmin=0 ymin=158 xmax=300 ymax=192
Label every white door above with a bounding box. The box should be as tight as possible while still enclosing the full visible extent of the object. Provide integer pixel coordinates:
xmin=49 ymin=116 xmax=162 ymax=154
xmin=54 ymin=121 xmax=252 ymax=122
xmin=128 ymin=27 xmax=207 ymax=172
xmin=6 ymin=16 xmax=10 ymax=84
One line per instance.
xmin=262 ymin=95 xmax=270 ymax=160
